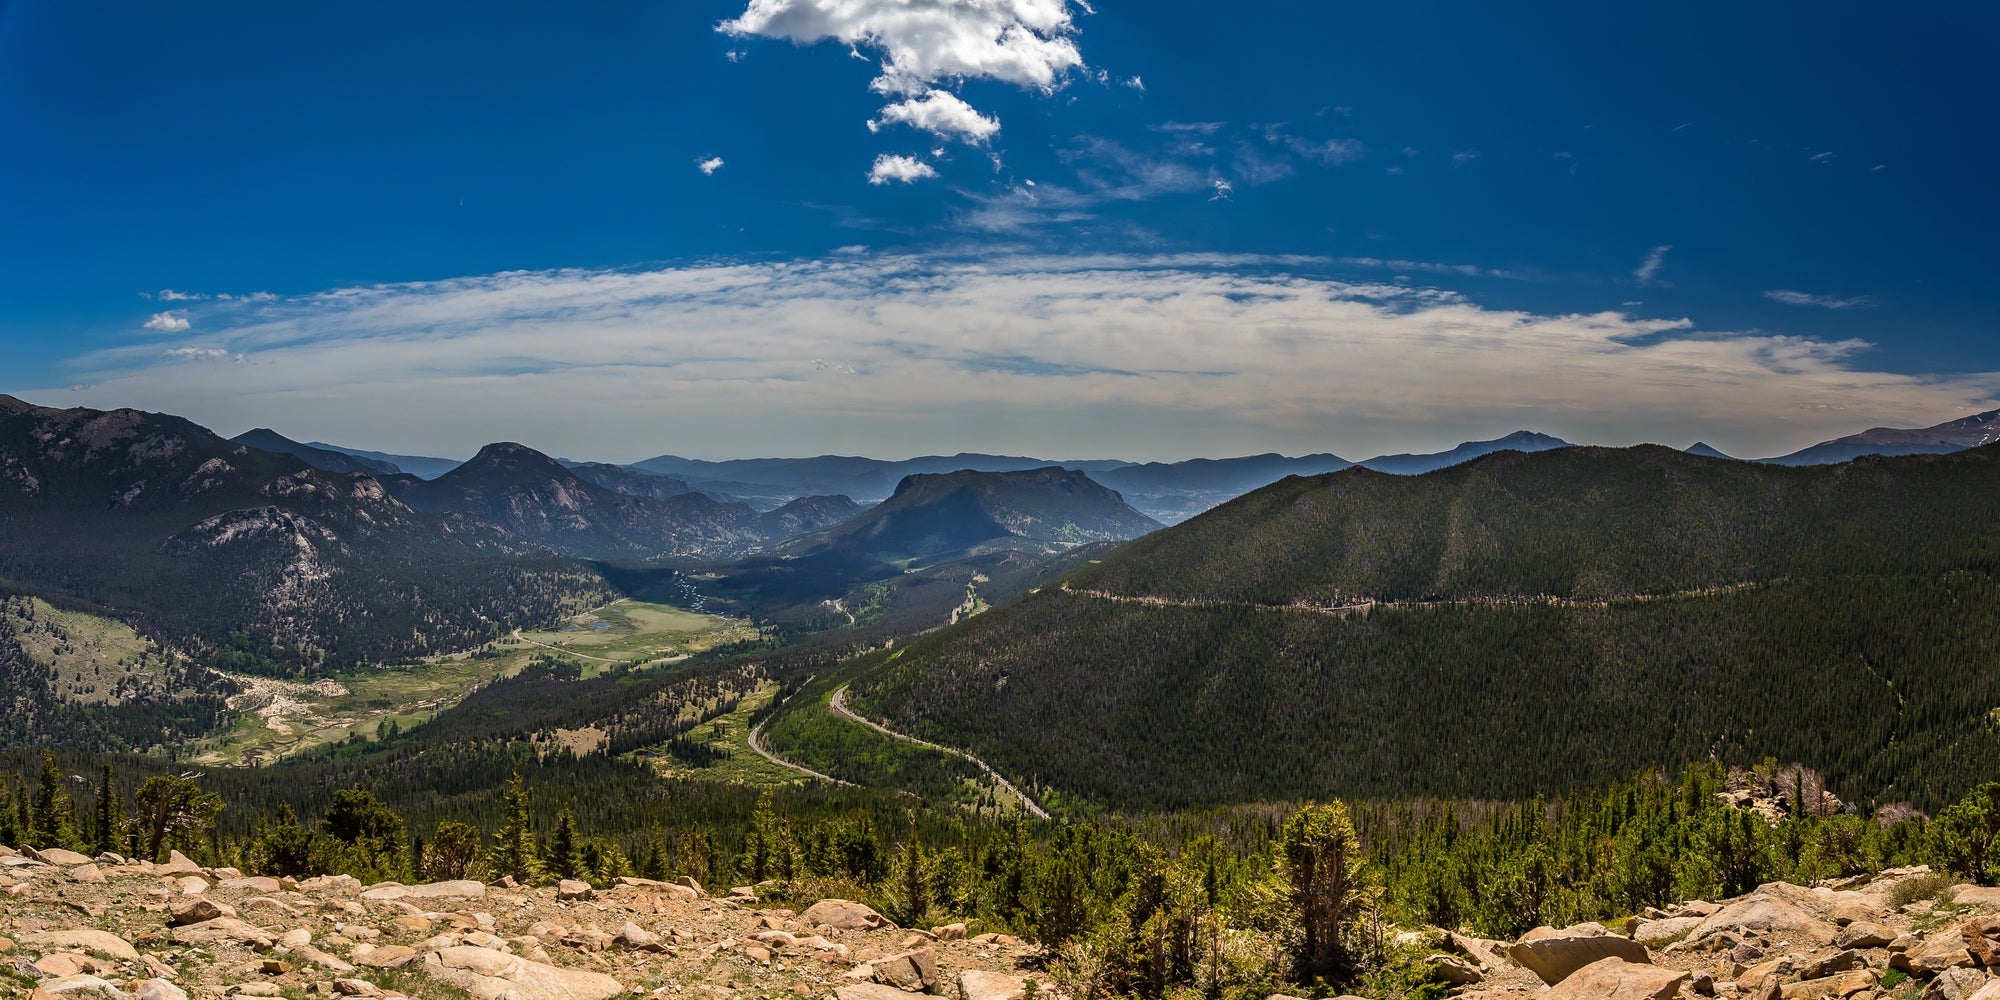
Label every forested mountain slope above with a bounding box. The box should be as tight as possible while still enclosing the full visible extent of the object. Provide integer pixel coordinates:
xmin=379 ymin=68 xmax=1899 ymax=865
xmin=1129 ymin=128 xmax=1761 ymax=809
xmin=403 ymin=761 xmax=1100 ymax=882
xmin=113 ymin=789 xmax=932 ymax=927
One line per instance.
xmin=0 ymin=396 xmax=612 ymax=673
xmin=844 ymin=444 xmax=2000 ymax=811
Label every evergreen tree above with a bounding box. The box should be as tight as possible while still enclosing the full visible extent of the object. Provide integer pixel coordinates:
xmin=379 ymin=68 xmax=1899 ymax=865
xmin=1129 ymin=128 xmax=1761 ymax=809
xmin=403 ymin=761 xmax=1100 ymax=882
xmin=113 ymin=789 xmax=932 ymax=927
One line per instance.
xmin=31 ymin=749 xmax=80 ymax=850
xmin=133 ymin=774 xmax=223 ymax=862
xmin=745 ymin=791 xmax=777 ymax=882
xmin=423 ymin=821 xmax=484 ymax=881
xmin=93 ymin=763 xmax=122 ymax=857
xmin=544 ymin=805 xmax=584 ymax=881
xmin=638 ymin=824 xmax=669 ymax=881
xmin=488 ymin=772 xmax=541 ymax=884
xmin=1280 ymin=801 xmax=1370 ymax=981
xmin=0 ymin=777 xmax=16 ymax=848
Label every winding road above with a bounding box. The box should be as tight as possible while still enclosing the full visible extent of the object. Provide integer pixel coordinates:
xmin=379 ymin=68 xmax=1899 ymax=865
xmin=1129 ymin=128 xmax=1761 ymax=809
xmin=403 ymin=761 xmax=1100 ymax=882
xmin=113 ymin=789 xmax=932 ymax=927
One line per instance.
xmin=830 ymin=685 xmax=1049 ymax=819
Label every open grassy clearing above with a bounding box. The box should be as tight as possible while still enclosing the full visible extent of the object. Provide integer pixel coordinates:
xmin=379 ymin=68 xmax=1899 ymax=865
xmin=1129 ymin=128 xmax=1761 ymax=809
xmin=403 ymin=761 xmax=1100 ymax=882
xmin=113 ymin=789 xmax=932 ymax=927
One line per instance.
xmin=634 ymin=680 xmax=827 ymax=787
xmin=2 ymin=596 xmax=174 ymax=704
xmin=193 ymin=601 xmax=758 ymax=765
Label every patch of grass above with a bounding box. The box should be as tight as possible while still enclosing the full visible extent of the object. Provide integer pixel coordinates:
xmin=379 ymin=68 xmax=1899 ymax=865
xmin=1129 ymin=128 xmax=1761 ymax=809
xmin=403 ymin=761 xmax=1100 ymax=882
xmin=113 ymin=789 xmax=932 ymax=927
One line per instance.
xmin=638 ymin=680 xmax=822 ymax=787
xmin=1888 ymin=872 xmax=1956 ymax=909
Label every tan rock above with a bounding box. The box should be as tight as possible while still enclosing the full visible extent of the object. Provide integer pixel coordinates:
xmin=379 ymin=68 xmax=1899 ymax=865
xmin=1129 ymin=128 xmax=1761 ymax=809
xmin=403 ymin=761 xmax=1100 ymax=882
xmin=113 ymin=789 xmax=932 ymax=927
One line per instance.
xmin=1895 ymin=933 xmax=1978 ymax=974
xmin=836 ymin=985 xmax=924 ymax=1000
xmin=352 ymin=944 xmax=420 ymax=969
xmin=801 ymin=899 xmax=891 ymax=931
xmin=420 ymin=945 xmax=625 ymax=1000
xmin=32 ymin=974 xmax=128 ymax=999
xmin=614 ymin=923 xmax=665 ymax=952
xmin=174 ymin=876 xmax=209 ymax=896
xmin=1962 ymin=916 xmax=2000 ymax=966
xmin=279 ymin=926 xmax=311 ymax=950
xmin=35 ymin=955 xmax=86 ymax=978
xmin=743 ymin=944 xmax=772 ymax=964
xmin=332 ymin=981 xmax=385 ymax=998
xmin=556 ymin=879 xmax=594 ymax=901
xmin=871 ymin=947 xmax=936 ymax=992
xmin=1836 ymin=922 xmax=1896 ymax=949
xmin=133 ymin=979 xmax=188 ymax=1000
xmin=170 ymin=918 xmax=275 ymax=950
xmin=932 ymin=923 xmax=967 ymax=941
xmin=293 ymin=946 xmax=354 ymax=972
xmin=1969 ymin=980 xmax=2000 ymax=1000
xmin=1798 ymin=949 xmax=1864 ymax=979
xmin=1427 ymin=954 xmax=1482 ymax=986
xmin=161 ymin=852 xmax=204 ymax=876
xmin=19 ymin=930 xmax=140 ymax=962
xmin=1631 ymin=916 xmax=1703 ymax=944
xmin=1542 ymin=958 xmax=1686 ymax=1000
xmin=1778 ymin=969 xmax=1877 ymax=999
xmin=34 ymin=848 xmax=95 ymax=866
xmin=219 ymin=876 xmax=282 ymax=893
xmin=1508 ymin=923 xmax=1653 ymax=986
xmin=168 ymin=897 xmax=234 ymax=926
xmin=1924 ymin=967 xmax=1990 ymax=1000
xmin=68 ymin=865 xmax=105 ymax=884
xmin=1687 ymin=894 xmax=1838 ymax=948
xmin=1958 ymin=887 xmax=2000 ymax=911
xmin=388 ymin=915 xmax=434 ymax=936
xmin=957 ymin=971 xmax=1051 ymax=1000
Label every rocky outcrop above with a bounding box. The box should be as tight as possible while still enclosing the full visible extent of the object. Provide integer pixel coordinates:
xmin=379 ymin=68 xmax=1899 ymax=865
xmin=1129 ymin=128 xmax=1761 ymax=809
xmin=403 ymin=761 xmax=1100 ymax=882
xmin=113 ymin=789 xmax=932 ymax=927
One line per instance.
xmin=1508 ymin=923 xmax=1652 ymax=985
xmin=802 ymin=899 xmax=892 ymax=931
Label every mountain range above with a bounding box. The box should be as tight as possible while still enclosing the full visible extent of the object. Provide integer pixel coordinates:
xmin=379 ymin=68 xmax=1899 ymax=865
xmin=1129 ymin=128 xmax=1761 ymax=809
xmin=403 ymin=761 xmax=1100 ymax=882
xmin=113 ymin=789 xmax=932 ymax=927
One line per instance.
xmin=1762 ymin=407 xmax=2000 ymax=465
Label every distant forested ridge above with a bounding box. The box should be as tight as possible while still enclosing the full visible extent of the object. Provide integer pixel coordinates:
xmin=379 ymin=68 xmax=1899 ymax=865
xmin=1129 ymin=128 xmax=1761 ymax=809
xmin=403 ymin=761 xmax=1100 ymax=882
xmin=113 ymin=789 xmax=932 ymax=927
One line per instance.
xmin=847 ymin=444 xmax=2000 ymax=811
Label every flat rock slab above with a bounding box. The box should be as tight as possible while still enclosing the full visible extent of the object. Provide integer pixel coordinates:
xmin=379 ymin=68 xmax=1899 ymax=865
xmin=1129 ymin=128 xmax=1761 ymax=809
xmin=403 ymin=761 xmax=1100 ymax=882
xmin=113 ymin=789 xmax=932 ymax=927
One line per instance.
xmin=1543 ymin=958 xmax=1686 ymax=1000
xmin=802 ymin=899 xmax=890 ymax=931
xmin=419 ymin=945 xmax=625 ymax=1000
xmin=19 ymin=931 xmax=139 ymax=962
xmin=1687 ymin=894 xmax=1836 ymax=947
xmin=837 ymin=985 xmax=926 ymax=1000
xmin=360 ymin=880 xmax=485 ymax=901
xmin=1509 ymin=924 xmax=1652 ymax=986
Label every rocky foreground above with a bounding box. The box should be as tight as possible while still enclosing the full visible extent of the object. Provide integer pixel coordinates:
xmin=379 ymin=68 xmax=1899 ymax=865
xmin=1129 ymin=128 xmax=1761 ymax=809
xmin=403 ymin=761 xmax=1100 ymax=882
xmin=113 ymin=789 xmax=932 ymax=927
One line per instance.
xmin=7 ymin=846 xmax=2000 ymax=1000
xmin=0 ymin=844 xmax=1044 ymax=1000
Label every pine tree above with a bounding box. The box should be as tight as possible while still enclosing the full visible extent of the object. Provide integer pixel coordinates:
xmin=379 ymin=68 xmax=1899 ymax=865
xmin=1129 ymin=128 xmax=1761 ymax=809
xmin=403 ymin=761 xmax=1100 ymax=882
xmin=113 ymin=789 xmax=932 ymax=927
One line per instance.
xmin=93 ymin=764 xmax=122 ymax=857
xmin=31 ymin=749 xmax=80 ymax=850
xmin=1279 ymin=801 xmax=1371 ymax=981
xmin=745 ymin=791 xmax=776 ymax=882
xmin=638 ymin=824 xmax=669 ymax=881
xmin=544 ymin=805 xmax=584 ymax=881
xmin=0 ymin=778 xmax=17 ymax=848
xmin=488 ymin=772 xmax=541 ymax=884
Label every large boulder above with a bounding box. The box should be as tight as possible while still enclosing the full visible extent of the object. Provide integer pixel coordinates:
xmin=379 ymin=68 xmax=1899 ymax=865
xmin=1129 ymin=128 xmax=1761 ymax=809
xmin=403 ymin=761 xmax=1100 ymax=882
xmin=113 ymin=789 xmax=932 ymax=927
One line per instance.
xmin=1895 ymin=933 xmax=1979 ymax=975
xmin=1686 ymin=894 xmax=1837 ymax=948
xmin=32 ymin=974 xmax=129 ymax=999
xmin=1836 ymin=922 xmax=1897 ymax=949
xmin=556 ymin=880 xmax=594 ymax=902
xmin=18 ymin=931 xmax=138 ymax=962
xmin=1509 ymin=923 xmax=1652 ymax=986
xmin=802 ymin=899 xmax=892 ymax=931
xmin=30 ymin=848 xmax=96 ymax=867
xmin=1542 ymin=958 xmax=1686 ymax=1000
xmin=1779 ymin=970 xmax=1879 ymax=999
xmin=1922 ymin=967 xmax=1988 ymax=1000
xmin=872 ymin=947 xmax=937 ymax=992
xmin=419 ymin=946 xmax=624 ymax=1000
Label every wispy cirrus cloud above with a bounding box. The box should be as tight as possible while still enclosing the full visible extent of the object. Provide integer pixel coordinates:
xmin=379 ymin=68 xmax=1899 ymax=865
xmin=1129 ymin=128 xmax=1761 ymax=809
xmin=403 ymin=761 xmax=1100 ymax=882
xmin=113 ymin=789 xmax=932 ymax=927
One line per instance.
xmin=1765 ymin=289 xmax=1873 ymax=310
xmin=51 ymin=254 xmax=1998 ymax=462
xmin=1634 ymin=245 xmax=1673 ymax=287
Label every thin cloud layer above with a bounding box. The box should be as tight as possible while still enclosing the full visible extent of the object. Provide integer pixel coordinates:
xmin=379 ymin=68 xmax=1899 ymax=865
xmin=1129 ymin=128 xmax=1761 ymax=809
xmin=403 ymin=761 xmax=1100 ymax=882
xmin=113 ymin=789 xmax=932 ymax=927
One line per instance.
xmin=57 ymin=255 xmax=1998 ymax=462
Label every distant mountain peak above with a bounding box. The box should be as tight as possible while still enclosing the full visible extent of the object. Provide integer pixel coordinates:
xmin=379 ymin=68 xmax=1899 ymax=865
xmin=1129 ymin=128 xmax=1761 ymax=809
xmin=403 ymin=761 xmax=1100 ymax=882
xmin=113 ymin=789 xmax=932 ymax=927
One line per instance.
xmin=1767 ymin=407 xmax=2000 ymax=465
xmin=1686 ymin=442 xmax=1736 ymax=460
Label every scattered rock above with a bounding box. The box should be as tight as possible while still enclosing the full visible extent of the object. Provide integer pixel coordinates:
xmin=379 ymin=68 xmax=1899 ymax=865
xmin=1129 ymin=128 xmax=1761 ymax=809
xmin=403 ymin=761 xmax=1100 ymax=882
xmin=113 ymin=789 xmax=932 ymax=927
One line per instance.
xmin=1509 ymin=923 xmax=1654 ymax=986
xmin=932 ymin=923 xmax=967 ymax=941
xmin=836 ymin=985 xmax=925 ymax=1000
xmin=170 ymin=918 xmax=276 ymax=950
xmin=1923 ymin=967 xmax=1988 ymax=1000
xmin=352 ymin=944 xmax=419 ymax=969
xmin=68 ymin=864 xmax=105 ymax=884
xmin=133 ymin=979 xmax=189 ymax=1000
xmin=33 ymin=974 xmax=129 ymax=999
xmin=1631 ymin=916 xmax=1703 ymax=944
xmin=556 ymin=879 xmax=594 ymax=901
xmin=1961 ymin=916 xmax=2000 ymax=966
xmin=34 ymin=848 xmax=96 ymax=867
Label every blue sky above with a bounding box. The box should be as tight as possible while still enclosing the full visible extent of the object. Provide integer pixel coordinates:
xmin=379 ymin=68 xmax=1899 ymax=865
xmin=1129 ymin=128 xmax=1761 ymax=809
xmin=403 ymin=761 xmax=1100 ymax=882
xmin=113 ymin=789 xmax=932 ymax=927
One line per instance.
xmin=1 ymin=1 xmax=1995 ymax=461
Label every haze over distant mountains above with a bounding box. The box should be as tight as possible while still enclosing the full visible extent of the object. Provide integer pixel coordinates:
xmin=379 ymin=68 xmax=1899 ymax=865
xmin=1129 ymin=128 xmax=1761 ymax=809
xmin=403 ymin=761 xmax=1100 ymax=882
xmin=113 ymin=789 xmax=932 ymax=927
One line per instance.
xmin=272 ymin=406 xmax=2000 ymax=525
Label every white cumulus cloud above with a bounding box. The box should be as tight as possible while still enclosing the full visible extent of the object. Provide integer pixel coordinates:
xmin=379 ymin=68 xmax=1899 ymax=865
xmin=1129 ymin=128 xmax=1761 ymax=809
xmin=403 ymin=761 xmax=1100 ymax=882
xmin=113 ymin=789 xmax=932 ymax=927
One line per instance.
xmin=869 ymin=90 xmax=1000 ymax=144
xmin=696 ymin=156 xmax=726 ymax=175
xmin=143 ymin=311 xmax=192 ymax=333
xmin=721 ymin=0 xmax=1085 ymax=164
xmin=868 ymin=154 xmax=939 ymax=185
